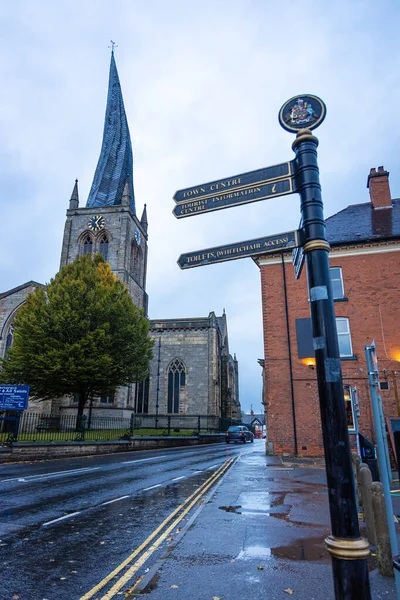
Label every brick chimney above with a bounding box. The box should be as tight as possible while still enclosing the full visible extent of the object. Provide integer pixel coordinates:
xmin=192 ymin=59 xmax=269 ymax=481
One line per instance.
xmin=367 ymin=166 xmax=392 ymax=209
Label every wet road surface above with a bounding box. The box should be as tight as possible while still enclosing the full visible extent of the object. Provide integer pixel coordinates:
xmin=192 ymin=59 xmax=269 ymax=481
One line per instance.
xmin=0 ymin=442 xmax=250 ymax=599
xmin=1 ymin=443 xmax=396 ymax=599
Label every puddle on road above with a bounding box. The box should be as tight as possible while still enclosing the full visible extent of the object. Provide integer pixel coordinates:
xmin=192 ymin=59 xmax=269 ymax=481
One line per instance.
xmin=273 ymin=536 xmax=329 ymax=562
xmin=237 ymin=536 xmax=378 ymax=571
xmin=219 ymin=491 xmax=292 ymax=519
xmin=237 ymin=536 xmax=329 ymax=563
xmin=139 ymin=572 xmax=160 ymax=594
xmin=219 ymin=504 xmax=290 ymax=520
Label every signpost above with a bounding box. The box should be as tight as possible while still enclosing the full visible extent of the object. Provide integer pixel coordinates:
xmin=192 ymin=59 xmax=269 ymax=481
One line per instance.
xmin=173 ymin=161 xmax=294 ymax=203
xmin=284 ymin=95 xmax=371 ymax=599
xmin=172 ymin=92 xmax=371 ymax=599
xmin=0 ymin=385 xmax=30 ymax=410
xmin=173 ymin=161 xmax=296 ymax=219
xmin=177 ymin=230 xmax=299 ymax=269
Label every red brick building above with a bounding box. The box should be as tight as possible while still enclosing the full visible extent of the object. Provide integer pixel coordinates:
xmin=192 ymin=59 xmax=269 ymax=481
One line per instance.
xmin=256 ymin=166 xmax=400 ymax=456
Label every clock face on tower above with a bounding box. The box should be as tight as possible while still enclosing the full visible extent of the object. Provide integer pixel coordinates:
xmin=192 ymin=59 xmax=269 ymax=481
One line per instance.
xmin=88 ymin=215 xmax=106 ymax=232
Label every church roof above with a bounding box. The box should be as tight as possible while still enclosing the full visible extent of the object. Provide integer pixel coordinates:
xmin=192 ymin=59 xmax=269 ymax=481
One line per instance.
xmin=86 ymin=51 xmax=135 ymax=212
xmin=0 ymin=280 xmax=45 ymax=300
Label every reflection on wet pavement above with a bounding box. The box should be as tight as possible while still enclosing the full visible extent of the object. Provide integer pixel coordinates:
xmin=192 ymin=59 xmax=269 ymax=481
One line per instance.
xmin=237 ymin=544 xmax=272 ymax=560
xmin=219 ymin=505 xmax=242 ymax=513
xmin=236 ymin=536 xmax=378 ymax=572
xmin=272 ymin=536 xmax=329 ymax=562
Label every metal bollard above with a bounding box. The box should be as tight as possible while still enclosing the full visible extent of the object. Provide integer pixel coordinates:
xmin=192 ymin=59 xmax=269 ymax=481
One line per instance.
xmin=352 ymin=452 xmax=361 ymax=506
xmin=371 ymin=482 xmax=393 ymax=577
xmin=359 ymin=465 xmax=377 ymax=546
xmin=358 ymin=462 xmax=369 ymax=509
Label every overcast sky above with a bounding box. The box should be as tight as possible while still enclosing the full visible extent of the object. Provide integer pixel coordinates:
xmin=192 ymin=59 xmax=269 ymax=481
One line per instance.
xmin=1 ymin=1 xmax=399 ymax=414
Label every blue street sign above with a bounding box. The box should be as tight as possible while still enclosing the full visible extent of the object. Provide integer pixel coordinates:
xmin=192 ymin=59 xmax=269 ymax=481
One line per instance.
xmin=0 ymin=385 xmax=30 ymax=410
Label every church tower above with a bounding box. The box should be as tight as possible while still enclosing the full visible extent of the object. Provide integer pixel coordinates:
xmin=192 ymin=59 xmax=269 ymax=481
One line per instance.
xmin=60 ymin=50 xmax=148 ymax=315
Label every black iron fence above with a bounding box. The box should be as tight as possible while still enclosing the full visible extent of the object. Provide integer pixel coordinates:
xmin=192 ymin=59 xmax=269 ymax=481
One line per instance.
xmin=0 ymin=412 xmax=241 ymax=445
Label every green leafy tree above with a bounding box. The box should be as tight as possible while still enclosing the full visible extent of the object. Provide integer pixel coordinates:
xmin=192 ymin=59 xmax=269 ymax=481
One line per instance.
xmin=0 ymin=254 xmax=154 ymax=416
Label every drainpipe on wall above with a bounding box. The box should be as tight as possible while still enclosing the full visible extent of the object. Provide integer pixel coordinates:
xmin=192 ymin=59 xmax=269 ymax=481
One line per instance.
xmin=281 ymin=254 xmax=298 ymax=456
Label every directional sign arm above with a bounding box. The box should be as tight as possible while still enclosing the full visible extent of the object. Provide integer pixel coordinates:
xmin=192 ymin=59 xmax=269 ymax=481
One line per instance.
xmin=177 ymin=231 xmax=300 ymax=269
xmin=173 ymin=160 xmax=295 ymax=203
xmin=173 ymin=176 xmax=297 ymax=219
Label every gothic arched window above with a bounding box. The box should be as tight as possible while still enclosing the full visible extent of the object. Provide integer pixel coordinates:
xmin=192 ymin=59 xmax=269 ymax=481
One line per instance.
xmin=4 ymin=323 xmax=14 ymax=358
xmin=130 ymin=242 xmax=143 ymax=285
xmin=167 ymin=358 xmax=186 ymax=414
xmin=82 ymin=233 xmax=93 ymax=256
xmin=99 ymin=233 xmax=109 ymax=261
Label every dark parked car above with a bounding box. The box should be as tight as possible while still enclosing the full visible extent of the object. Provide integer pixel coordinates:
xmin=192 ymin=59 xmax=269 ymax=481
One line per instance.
xmin=226 ymin=425 xmax=254 ymax=444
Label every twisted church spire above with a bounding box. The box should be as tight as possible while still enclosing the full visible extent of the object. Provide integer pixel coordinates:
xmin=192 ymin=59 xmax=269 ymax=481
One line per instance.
xmin=86 ymin=50 xmax=135 ymax=212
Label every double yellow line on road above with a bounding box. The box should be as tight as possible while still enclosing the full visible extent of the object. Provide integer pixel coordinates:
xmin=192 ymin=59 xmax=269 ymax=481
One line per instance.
xmin=80 ymin=458 xmax=234 ymax=600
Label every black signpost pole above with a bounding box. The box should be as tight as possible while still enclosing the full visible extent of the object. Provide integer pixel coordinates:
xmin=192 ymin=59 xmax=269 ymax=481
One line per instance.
xmin=292 ymin=127 xmax=371 ymax=599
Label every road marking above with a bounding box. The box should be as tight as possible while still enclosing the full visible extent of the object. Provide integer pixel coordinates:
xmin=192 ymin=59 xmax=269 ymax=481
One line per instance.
xmin=101 ymin=496 xmax=130 ymax=506
xmin=1 ymin=466 xmax=100 ymax=483
xmin=143 ymin=484 xmax=161 ymax=491
xmin=80 ymin=459 xmax=234 ymax=600
xmin=43 ymin=511 xmax=81 ymax=526
xmin=207 ymin=464 xmax=219 ymax=469
xmin=193 ymin=471 xmax=203 ymax=474
xmin=100 ymin=460 xmax=234 ymax=600
xmin=172 ymin=476 xmax=185 ymax=481
xmin=122 ymin=455 xmax=169 ymax=464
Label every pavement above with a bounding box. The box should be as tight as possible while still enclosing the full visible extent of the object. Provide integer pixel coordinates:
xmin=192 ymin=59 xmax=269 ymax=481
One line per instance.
xmin=131 ymin=442 xmax=397 ymax=600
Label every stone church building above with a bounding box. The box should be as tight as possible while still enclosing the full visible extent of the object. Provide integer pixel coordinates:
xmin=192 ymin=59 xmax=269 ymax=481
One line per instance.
xmin=0 ymin=51 xmax=240 ymax=422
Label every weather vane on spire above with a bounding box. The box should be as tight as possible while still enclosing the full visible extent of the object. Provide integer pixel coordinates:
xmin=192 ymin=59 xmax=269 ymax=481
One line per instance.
xmin=108 ymin=40 xmax=118 ymax=53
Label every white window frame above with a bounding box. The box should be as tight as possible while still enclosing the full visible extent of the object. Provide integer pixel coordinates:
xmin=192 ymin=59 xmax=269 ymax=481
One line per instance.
xmin=330 ymin=266 xmax=344 ymax=299
xmin=336 ymin=317 xmax=353 ymax=357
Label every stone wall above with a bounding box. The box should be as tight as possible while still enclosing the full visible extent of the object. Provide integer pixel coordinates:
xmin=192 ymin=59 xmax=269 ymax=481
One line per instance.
xmin=149 ymin=319 xmax=218 ymax=416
